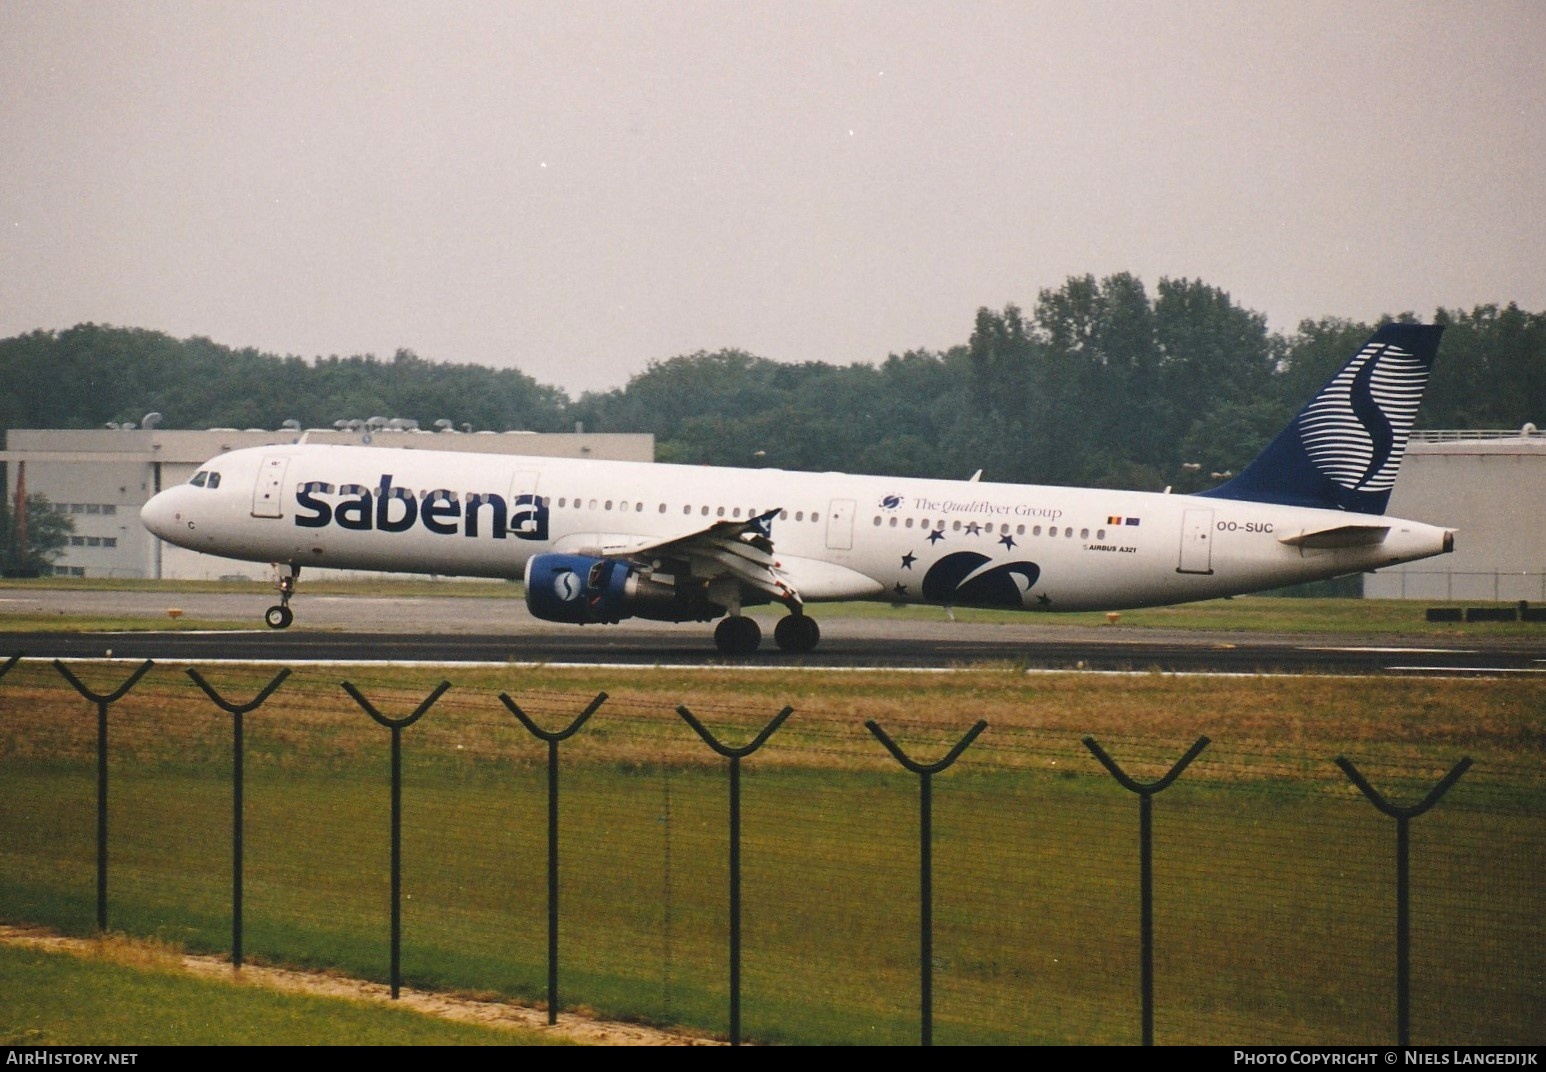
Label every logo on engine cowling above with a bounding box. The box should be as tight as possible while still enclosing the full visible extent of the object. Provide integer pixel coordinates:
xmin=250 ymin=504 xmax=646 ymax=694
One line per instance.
xmin=553 ymin=570 xmax=581 ymax=601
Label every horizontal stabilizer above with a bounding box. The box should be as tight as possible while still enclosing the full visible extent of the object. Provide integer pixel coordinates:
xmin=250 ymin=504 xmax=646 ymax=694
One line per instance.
xmin=1277 ymin=524 xmax=1390 ymax=549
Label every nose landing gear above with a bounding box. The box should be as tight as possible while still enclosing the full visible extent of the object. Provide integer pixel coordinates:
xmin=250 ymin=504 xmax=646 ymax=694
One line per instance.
xmin=265 ymin=565 xmax=299 ymax=629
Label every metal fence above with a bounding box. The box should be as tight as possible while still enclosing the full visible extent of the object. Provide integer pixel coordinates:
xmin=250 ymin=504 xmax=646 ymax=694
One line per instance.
xmin=1 ymin=656 xmax=1541 ymax=1046
xmin=1365 ymin=570 xmax=1546 ymax=603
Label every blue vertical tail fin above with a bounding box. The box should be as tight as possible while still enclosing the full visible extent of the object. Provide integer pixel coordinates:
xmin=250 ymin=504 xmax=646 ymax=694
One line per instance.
xmin=1199 ymin=323 xmax=1443 ymax=515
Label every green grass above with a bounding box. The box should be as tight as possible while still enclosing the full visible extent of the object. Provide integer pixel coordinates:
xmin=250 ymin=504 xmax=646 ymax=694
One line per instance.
xmin=0 ymin=613 xmax=256 ymax=633
xmin=1 ymin=664 xmax=1541 ymax=1045
xmin=779 ymin=594 xmax=1544 ymax=636
xmin=0 ymin=941 xmax=568 ymax=1045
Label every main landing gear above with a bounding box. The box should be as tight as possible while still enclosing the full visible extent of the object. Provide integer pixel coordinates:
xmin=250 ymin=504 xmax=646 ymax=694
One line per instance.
xmin=714 ymin=615 xmax=760 ymax=655
xmin=265 ymin=564 xmax=299 ymax=629
xmin=712 ymin=613 xmax=821 ymax=655
xmin=774 ymin=613 xmax=820 ymax=653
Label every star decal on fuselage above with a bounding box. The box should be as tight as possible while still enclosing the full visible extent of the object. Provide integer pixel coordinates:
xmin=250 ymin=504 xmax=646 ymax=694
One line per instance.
xmin=900 ymin=552 xmax=916 ymax=569
xmin=894 ymin=582 xmax=908 ymax=595
xmin=999 ymin=534 xmax=1016 ymax=550
xmin=1036 ymin=592 xmax=1052 ymax=607
xmin=926 ymin=529 xmax=945 ymax=544
xmin=964 ymin=522 xmax=982 ymax=536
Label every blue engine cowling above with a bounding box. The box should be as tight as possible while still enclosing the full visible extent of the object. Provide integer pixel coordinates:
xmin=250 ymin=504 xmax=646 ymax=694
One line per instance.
xmin=524 ymin=553 xmax=719 ymax=624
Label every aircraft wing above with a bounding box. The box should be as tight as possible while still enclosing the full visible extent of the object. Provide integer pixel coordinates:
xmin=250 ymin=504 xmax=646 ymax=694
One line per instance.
xmin=597 ymin=508 xmax=802 ymax=607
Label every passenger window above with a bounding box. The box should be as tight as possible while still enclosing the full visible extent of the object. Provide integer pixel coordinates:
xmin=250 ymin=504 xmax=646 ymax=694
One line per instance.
xmin=812 ymin=512 xmax=820 ymax=522
xmin=1033 ymin=525 xmax=1042 ymax=536
xmin=1097 ymin=528 xmax=1106 ymax=540
xmin=795 ymin=511 xmax=804 ymax=522
xmin=1080 ymin=528 xmax=1089 ymax=539
xmin=873 ymin=517 xmax=882 ymax=526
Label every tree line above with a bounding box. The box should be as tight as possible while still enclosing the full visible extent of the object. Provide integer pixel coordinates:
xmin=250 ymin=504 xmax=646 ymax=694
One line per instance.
xmin=3 ymin=274 xmax=1542 ymax=499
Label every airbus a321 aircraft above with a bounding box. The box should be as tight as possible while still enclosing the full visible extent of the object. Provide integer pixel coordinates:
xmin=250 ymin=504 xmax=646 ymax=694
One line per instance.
xmin=141 ymin=324 xmax=1453 ymax=654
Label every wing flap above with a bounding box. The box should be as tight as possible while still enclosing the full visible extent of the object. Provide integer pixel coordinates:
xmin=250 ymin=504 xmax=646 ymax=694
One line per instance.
xmin=602 ymin=508 xmax=801 ymax=606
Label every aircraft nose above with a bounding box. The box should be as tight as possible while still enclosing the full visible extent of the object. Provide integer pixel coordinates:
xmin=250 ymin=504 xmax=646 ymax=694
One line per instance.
xmin=140 ymin=489 xmax=182 ymax=540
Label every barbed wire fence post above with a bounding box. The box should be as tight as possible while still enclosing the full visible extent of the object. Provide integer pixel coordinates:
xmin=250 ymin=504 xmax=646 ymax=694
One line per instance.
xmin=677 ymin=703 xmax=795 ymax=1046
xmin=866 ymin=717 xmax=988 ymax=1047
xmin=1334 ymin=754 xmax=1473 ymax=1046
xmin=185 ymin=667 xmax=292 ymax=969
xmin=1082 ymin=734 xmax=1210 ymax=1046
xmin=342 ymin=679 xmax=451 ymax=999
xmin=500 ymin=689 xmax=608 ymax=1026
xmin=52 ymin=658 xmax=155 ymax=933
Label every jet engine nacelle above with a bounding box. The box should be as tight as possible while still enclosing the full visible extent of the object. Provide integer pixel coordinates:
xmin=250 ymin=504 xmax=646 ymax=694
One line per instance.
xmin=524 ymin=553 xmax=720 ymax=624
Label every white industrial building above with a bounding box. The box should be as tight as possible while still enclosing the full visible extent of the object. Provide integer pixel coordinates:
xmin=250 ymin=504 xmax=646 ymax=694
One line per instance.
xmin=1364 ymin=428 xmax=1545 ymax=602
xmin=1 ymin=427 xmax=653 ymax=581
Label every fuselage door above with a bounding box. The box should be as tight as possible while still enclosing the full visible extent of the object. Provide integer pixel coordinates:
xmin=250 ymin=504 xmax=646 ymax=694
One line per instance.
xmin=252 ymin=456 xmax=290 ymax=519
xmin=826 ymin=498 xmax=856 ymax=551
xmin=507 ymin=470 xmax=547 ymax=541
xmin=1177 ymin=508 xmax=1214 ymax=575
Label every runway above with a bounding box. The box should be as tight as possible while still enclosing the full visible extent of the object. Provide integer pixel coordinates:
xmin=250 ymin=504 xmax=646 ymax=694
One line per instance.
xmin=3 ymin=590 xmax=1543 ymax=675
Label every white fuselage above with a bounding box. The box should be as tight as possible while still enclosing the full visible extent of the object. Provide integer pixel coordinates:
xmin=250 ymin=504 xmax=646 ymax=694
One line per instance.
xmin=141 ymin=443 xmax=1453 ymax=613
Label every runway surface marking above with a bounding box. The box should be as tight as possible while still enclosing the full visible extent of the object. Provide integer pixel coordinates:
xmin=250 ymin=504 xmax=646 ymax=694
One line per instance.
xmin=1383 ymin=665 xmax=1546 ymax=674
xmin=13 ymin=655 xmax=1447 ymax=680
xmin=1301 ymin=645 xmax=1479 ymax=654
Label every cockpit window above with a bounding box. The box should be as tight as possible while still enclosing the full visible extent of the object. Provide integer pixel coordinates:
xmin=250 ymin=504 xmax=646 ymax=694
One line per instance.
xmin=207 ymin=472 xmax=221 ymax=488
xmin=189 ymin=471 xmax=208 ymax=487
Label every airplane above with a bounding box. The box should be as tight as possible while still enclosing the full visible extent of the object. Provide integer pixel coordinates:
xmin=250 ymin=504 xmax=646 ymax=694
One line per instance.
xmin=140 ymin=323 xmax=1453 ymax=654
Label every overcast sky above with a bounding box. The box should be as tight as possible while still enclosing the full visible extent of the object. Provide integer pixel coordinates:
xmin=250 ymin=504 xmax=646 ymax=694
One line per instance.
xmin=3 ymin=1 xmax=1542 ymax=396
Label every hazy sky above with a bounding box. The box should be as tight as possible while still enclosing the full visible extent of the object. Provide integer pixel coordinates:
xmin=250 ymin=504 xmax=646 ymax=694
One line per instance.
xmin=3 ymin=1 xmax=1543 ymax=396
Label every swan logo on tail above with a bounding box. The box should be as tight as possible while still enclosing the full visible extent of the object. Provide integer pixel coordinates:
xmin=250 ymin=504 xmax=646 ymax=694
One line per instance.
xmin=1298 ymin=338 xmax=1429 ymax=493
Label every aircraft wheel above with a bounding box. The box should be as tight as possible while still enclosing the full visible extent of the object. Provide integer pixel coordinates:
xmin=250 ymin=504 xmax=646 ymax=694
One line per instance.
xmin=265 ymin=605 xmax=294 ymax=630
xmin=714 ymin=616 xmax=761 ymax=655
xmin=774 ymin=614 xmax=820 ymax=653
